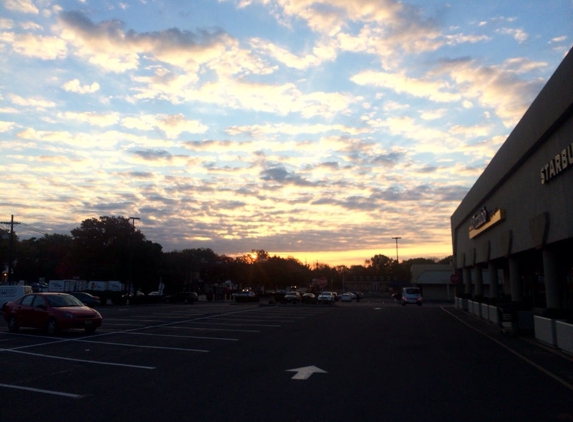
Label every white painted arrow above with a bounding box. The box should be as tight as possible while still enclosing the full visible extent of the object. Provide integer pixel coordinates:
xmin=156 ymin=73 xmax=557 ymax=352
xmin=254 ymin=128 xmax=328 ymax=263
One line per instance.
xmin=286 ymin=365 xmax=327 ymax=380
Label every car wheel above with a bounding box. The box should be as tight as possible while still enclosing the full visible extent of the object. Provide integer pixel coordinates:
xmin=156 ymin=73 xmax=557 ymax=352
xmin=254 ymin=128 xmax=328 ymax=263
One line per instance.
xmin=7 ymin=316 xmax=19 ymax=333
xmin=46 ymin=318 xmax=59 ymax=335
xmin=85 ymin=326 xmax=97 ymax=334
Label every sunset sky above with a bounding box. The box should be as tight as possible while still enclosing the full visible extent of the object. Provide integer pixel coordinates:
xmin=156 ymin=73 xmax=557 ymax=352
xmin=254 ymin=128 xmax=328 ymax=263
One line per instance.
xmin=1 ymin=0 xmax=572 ymax=267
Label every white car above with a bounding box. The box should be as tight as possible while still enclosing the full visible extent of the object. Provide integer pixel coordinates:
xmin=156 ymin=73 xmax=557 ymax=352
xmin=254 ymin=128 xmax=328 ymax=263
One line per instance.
xmin=340 ymin=293 xmax=353 ymax=302
xmin=317 ymin=291 xmax=335 ymax=304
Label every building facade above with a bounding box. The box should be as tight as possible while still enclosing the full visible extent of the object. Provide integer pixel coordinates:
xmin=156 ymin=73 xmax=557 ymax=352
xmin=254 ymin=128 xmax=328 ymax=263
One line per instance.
xmin=451 ymin=48 xmax=573 ymax=311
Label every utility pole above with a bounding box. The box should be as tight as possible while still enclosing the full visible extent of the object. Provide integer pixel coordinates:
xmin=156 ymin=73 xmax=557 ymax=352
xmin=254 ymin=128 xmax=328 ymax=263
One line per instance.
xmin=127 ymin=217 xmax=140 ymax=298
xmin=1 ymin=215 xmax=21 ymax=284
xmin=391 ymin=236 xmax=402 ymax=262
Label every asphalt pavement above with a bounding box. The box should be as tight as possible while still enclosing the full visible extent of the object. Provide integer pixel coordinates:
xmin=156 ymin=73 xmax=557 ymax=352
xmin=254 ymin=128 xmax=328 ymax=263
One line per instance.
xmin=1 ymin=300 xmax=572 ymax=422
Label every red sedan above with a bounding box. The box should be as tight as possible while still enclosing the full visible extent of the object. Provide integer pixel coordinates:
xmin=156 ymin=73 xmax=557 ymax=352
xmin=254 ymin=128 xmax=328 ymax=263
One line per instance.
xmin=3 ymin=292 xmax=103 ymax=334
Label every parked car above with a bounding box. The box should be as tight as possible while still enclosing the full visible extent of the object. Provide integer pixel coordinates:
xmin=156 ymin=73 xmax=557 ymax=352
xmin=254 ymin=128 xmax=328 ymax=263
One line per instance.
xmin=340 ymin=293 xmax=353 ymax=302
xmin=317 ymin=291 xmax=335 ymax=305
xmin=301 ymin=293 xmax=317 ymax=304
xmin=164 ymin=291 xmax=198 ymax=304
xmin=402 ymin=287 xmax=422 ymax=306
xmin=283 ymin=291 xmax=301 ymax=304
xmin=3 ymin=292 xmax=103 ymax=334
xmin=233 ymin=289 xmax=259 ymax=303
xmin=70 ymin=292 xmax=101 ymax=307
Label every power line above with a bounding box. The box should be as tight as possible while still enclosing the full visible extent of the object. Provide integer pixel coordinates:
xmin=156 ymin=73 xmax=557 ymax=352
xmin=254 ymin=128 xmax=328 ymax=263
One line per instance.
xmin=1 ymin=221 xmax=49 ymax=236
xmin=18 ymin=223 xmax=50 ymax=236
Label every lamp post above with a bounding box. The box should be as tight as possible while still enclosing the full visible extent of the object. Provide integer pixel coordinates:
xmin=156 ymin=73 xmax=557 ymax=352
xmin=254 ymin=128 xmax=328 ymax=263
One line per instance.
xmin=128 ymin=217 xmax=140 ymax=298
xmin=392 ymin=237 xmax=401 ymax=262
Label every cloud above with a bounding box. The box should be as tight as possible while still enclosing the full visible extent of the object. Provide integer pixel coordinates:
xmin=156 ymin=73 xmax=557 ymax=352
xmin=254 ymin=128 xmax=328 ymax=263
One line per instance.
xmin=56 ymin=11 xmax=248 ymax=74
xmin=226 ymin=122 xmax=369 ymax=137
xmin=58 ymin=111 xmax=120 ymax=127
xmin=371 ymin=151 xmax=404 ymax=168
xmin=4 ymin=0 xmax=39 ymax=14
xmin=351 ymin=70 xmax=461 ymax=103
xmin=62 ymin=79 xmax=100 ymax=94
xmin=132 ymin=149 xmax=172 ymax=161
xmin=0 ymin=121 xmax=16 ymax=132
xmin=497 ymin=27 xmax=528 ymax=43
xmin=439 ymin=57 xmax=546 ymax=127
xmin=0 ymin=18 xmax=14 ymax=29
xmin=250 ymin=37 xmax=338 ymax=69
xmin=3 ymin=32 xmax=67 ymax=59
xmin=121 ymin=114 xmax=208 ymax=138
xmin=9 ymin=94 xmax=56 ymax=109
xmin=260 ymin=166 xmax=314 ymax=186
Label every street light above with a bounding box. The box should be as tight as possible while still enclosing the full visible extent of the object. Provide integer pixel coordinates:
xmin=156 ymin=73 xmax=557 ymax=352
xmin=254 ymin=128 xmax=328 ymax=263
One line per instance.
xmin=392 ymin=237 xmax=401 ymax=262
xmin=127 ymin=217 xmax=140 ymax=298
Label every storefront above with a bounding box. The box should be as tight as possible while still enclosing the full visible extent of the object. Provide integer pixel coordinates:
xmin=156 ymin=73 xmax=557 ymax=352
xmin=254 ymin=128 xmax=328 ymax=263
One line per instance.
xmin=451 ymin=48 xmax=573 ymax=312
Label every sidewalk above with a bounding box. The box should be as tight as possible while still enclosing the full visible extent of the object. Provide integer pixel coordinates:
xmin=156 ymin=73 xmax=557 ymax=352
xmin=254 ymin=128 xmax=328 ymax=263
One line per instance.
xmin=443 ymin=305 xmax=573 ymax=392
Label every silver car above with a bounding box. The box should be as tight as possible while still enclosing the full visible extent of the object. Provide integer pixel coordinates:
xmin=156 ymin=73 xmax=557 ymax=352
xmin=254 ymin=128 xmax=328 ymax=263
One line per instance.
xmin=317 ymin=291 xmax=334 ymax=304
xmin=401 ymin=287 xmax=422 ymax=306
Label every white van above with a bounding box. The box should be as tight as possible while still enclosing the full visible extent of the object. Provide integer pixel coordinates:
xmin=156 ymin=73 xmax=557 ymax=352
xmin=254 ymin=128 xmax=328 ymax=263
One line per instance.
xmin=0 ymin=285 xmax=33 ymax=309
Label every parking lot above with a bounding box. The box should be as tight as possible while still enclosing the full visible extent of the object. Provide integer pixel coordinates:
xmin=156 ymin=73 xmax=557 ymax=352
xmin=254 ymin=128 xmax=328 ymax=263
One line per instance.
xmin=0 ymin=301 xmax=332 ymax=403
xmin=2 ymin=300 xmax=573 ymax=422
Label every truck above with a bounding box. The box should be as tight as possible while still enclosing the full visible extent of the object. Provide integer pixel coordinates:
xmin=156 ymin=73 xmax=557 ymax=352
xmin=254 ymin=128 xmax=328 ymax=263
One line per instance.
xmin=1 ymin=285 xmax=33 ymax=309
xmin=48 ymin=279 xmax=87 ymax=292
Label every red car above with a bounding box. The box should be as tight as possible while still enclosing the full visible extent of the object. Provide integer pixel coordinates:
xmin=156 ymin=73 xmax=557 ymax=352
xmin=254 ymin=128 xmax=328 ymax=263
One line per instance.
xmin=3 ymin=292 xmax=103 ymax=334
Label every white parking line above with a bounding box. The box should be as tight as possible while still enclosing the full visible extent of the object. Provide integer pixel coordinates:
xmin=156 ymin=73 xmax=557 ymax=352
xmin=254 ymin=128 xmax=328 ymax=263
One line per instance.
xmin=184 ymin=322 xmax=281 ymax=327
xmin=168 ymin=326 xmax=261 ymax=333
xmin=233 ymin=315 xmax=307 ymax=319
xmin=0 ymin=348 xmax=156 ymax=369
xmin=75 ymin=339 xmax=209 ymax=352
xmin=101 ymin=323 xmax=146 ymax=327
xmin=0 ymin=383 xmax=84 ymax=398
xmin=103 ymin=318 xmax=162 ymax=322
xmin=124 ymin=332 xmax=238 ymax=341
xmin=211 ymin=317 xmax=296 ymax=323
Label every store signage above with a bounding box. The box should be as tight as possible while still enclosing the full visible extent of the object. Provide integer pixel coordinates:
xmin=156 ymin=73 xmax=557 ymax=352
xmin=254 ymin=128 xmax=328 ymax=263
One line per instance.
xmin=469 ymin=207 xmax=505 ymax=239
xmin=470 ymin=207 xmax=489 ymax=230
xmin=540 ymin=142 xmax=573 ymax=184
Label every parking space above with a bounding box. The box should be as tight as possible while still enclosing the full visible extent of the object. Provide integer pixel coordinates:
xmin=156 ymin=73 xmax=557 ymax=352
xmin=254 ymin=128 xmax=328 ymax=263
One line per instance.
xmin=0 ymin=302 xmax=330 ymax=399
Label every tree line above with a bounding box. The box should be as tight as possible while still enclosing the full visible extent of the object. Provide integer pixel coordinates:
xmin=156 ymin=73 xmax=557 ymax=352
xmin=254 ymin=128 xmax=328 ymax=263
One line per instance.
xmin=1 ymin=216 xmax=452 ymax=295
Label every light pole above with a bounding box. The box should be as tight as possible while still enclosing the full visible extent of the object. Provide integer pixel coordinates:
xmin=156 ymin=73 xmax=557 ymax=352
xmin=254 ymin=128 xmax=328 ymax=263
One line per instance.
xmin=392 ymin=237 xmax=401 ymax=262
xmin=128 ymin=217 xmax=140 ymax=297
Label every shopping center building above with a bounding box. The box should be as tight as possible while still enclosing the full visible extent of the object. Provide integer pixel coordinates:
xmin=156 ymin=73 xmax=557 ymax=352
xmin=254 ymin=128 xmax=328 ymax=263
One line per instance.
xmin=451 ymin=47 xmax=573 ymax=313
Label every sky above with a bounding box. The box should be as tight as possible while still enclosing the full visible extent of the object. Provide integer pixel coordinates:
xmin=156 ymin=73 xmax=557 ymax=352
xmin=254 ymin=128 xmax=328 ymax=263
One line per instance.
xmin=1 ymin=0 xmax=572 ymax=267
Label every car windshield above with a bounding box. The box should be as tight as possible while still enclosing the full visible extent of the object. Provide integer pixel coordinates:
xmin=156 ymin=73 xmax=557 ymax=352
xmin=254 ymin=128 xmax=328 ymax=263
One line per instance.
xmin=46 ymin=294 xmax=85 ymax=307
xmin=405 ymin=288 xmax=420 ymax=294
